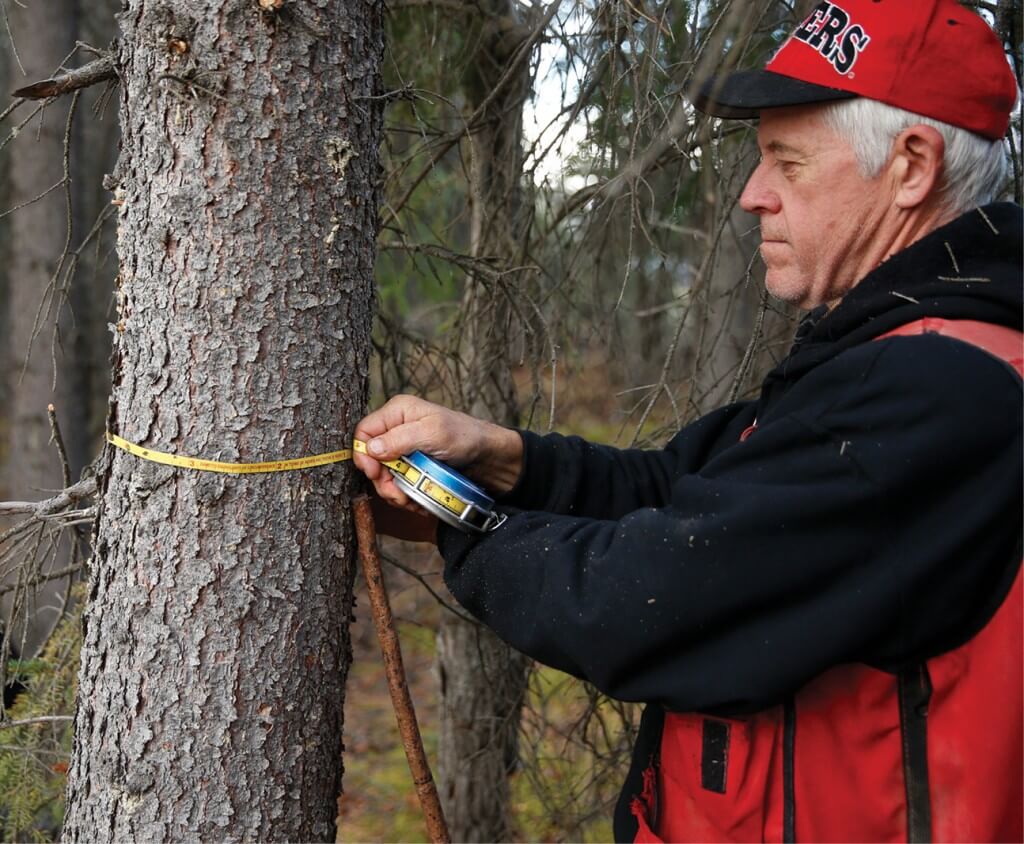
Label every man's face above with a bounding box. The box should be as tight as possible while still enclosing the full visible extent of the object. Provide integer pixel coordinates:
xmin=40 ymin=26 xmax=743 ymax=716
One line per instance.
xmin=739 ymin=105 xmax=893 ymax=309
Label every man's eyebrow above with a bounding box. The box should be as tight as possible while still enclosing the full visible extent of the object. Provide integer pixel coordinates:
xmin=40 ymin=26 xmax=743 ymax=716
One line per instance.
xmin=765 ymin=139 xmax=807 ymax=157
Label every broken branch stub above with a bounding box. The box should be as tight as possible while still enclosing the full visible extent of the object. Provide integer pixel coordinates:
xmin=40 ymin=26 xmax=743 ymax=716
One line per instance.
xmin=13 ymin=55 xmax=117 ymax=100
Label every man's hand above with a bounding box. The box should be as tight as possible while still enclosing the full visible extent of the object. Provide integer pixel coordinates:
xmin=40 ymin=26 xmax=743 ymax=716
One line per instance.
xmin=353 ymin=394 xmax=524 ymax=513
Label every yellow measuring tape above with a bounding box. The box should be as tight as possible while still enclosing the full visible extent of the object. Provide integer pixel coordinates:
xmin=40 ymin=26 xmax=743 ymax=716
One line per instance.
xmin=106 ymin=432 xmax=409 ymax=476
xmin=107 ymin=431 xmax=500 ymax=530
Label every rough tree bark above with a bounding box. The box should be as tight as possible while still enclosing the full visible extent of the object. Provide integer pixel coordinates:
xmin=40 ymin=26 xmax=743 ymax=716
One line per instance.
xmin=0 ymin=0 xmax=80 ymax=657
xmin=62 ymin=0 xmax=383 ymax=840
xmin=436 ymin=4 xmax=535 ymax=840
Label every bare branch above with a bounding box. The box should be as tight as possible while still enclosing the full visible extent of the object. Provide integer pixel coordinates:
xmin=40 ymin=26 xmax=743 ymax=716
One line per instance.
xmin=1 ymin=0 xmax=25 ymax=75
xmin=0 ymin=95 xmax=27 ymax=126
xmin=382 ymin=0 xmax=561 ymax=226
xmin=0 ymin=97 xmax=46 ymax=154
xmin=0 ymin=177 xmax=65 ymax=220
xmin=380 ymin=550 xmax=478 ymax=625
xmin=0 ymin=477 xmax=98 ymax=518
xmin=0 ymin=716 xmax=73 ymax=730
xmin=20 ymin=90 xmax=81 ymax=388
xmin=0 ymin=562 xmax=85 ymax=597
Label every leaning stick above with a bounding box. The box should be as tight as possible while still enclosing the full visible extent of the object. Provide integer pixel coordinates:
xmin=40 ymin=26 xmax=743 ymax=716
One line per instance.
xmin=352 ymin=496 xmax=451 ymax=844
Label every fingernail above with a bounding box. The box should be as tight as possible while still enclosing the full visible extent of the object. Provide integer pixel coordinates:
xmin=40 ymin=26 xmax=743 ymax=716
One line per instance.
xmin=369 ymin=438 xmax=385 ymax=456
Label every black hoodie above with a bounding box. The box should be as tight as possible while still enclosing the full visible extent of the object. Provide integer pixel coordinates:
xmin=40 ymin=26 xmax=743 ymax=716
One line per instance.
xmin=438 ymin=203 xmax=1023 ymax=840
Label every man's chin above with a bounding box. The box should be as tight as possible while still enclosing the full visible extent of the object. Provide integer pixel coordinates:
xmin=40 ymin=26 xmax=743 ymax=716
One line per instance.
xmin=764 ymin=272 xmax=808 ymax=307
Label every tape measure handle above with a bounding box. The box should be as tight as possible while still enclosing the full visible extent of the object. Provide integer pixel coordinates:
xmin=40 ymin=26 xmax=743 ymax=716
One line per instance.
xmin=481 ymin=511 xmax=508 ymax=532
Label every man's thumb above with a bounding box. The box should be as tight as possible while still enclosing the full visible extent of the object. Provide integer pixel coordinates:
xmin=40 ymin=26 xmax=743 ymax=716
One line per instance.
xmin=365 ymin=417 xmax=434 ymax=461
xmin=368 ymin=437 xmax=391 ymax=457
xmin=367 ymin=431 xmax=420 ymax=459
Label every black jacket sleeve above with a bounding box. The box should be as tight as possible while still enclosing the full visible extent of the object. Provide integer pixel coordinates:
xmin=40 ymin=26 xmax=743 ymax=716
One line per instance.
xmin=499 ymin=402 xmax=756 ymax=518
xmin=440 ymin=335 xmax=1022 ymax=713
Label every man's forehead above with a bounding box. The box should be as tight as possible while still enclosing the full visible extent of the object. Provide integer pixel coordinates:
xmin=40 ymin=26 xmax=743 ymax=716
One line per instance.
xmin=756 ymin=106 xmax=834 ymax=153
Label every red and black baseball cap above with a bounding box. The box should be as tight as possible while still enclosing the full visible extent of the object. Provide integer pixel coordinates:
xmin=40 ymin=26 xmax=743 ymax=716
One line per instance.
xmin=692 ymin=0 xmax=1018 ymax=140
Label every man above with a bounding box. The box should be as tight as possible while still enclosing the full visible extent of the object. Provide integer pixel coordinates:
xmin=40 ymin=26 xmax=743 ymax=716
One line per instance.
xmin=355 ymin=1 xmax=1022 ymax=840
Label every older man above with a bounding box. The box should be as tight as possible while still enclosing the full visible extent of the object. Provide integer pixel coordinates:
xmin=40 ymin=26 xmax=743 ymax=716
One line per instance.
xmin=355 ymin=1 xmax=1022 ymax=840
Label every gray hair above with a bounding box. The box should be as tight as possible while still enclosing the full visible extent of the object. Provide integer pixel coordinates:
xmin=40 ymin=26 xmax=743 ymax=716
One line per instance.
xmin=820 ymin=97 xmax=1009 ymax=216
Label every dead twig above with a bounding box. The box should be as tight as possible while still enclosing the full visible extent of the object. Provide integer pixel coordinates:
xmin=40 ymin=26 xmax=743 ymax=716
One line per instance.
xmin=0 ymin=178 xmax=65 ymax=221
xmin=0 ymin=563 xmax=85 ymax=598
xmin=0 ymin=99 xmax=47 ymax=155
xmin=47 ymin=405 xmax=72 ymax=489
xmin=20 ymin=90 xmax=80 ymax=390
xmin=352 ymin=496 xmax=451 ymax=844
xmin=379 ymin=550 xmax=478 ymax=625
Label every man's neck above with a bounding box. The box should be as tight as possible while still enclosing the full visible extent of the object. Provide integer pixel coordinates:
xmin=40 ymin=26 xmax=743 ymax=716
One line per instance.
xmin=827 ymin=200 xmax=956 ymax=311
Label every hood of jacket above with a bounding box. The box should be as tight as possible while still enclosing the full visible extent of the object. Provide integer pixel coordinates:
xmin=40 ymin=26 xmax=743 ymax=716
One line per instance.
xmin=760 ymin=201 xmax=1022 ymax=406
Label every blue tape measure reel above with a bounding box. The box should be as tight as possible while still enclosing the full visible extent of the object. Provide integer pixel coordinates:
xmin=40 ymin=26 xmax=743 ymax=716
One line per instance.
xmin=388 ymin=451 xmax=506 ymax=534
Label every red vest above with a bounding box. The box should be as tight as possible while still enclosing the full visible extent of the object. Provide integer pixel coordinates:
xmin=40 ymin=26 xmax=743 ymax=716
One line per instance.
xmin=631 ymin=319 xmax=1023 ymax=843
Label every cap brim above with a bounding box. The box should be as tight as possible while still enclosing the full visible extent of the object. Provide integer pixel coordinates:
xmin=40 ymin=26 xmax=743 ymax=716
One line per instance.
xmin=691 ymin=69 xmax=857 ymax=118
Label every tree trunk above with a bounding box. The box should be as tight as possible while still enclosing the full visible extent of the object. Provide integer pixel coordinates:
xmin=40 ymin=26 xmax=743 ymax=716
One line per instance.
xmin=688 ymin=196 xmax=763 ymax=414
xmin=0 ymin=0 xmax=79 ymax=658
xmin=62 ymin=0 xmax=383 ymax=840
xmin=437 ymin=6 xmax=534 ymax=840
xmin=0 ymin=9 xmax=9 ymax=477
xmin=437 ymin=619 xmax=529 ymax=842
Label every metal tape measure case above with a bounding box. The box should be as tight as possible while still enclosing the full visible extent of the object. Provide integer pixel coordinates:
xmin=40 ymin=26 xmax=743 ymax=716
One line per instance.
xmin=388 ymin=451 xmax=506 ymax=534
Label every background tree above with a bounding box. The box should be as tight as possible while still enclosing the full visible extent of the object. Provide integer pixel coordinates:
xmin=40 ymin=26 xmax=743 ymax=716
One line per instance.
xmin=0 ymin=0 xmax=119 ymax=711
xmin=433 ymin=1 xmax=540 ymax=840
xmin=1 ymin=0 xmax=80 ymax=664
xmin=67 ymin=1 xmax=121 ymax=465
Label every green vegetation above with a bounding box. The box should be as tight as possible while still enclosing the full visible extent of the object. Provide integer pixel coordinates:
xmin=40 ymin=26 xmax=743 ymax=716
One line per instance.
xmin=0 ymin=587 xmax=82 ymax=842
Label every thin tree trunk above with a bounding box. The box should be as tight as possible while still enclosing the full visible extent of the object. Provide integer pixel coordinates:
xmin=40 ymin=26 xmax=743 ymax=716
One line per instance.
xmin=68 ymin=0 xmax=121 ymax=461
xmin=62 ymin=0 xmax=383 ymax=839
xmin=437 ymin=6 xmax=534 ymax=840
xmin=437 ymin=620 xmax=528 ymax=842
xmin=688 ymin=196 xmax=762 ymax=413
xmin=0 ymin=11 xmax=9 ymax=486
xmin=687 ymin=3 xmax=796 ymax=414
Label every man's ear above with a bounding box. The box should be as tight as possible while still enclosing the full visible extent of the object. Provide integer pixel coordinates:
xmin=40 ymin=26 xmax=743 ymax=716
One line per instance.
xmin=889 ymin=124 xmax=946 ymax=210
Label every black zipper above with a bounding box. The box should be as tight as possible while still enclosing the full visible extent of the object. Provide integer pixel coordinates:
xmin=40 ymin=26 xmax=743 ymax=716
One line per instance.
xmin=899 ymin=664 xmax=933 ymax=842
xmin=649 ymin=749 xmax=661 ymax=831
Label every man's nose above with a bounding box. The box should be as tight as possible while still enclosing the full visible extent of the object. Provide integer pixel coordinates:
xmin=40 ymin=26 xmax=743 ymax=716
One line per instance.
xmin=739 ymin=164 xmax=780 ymax=215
